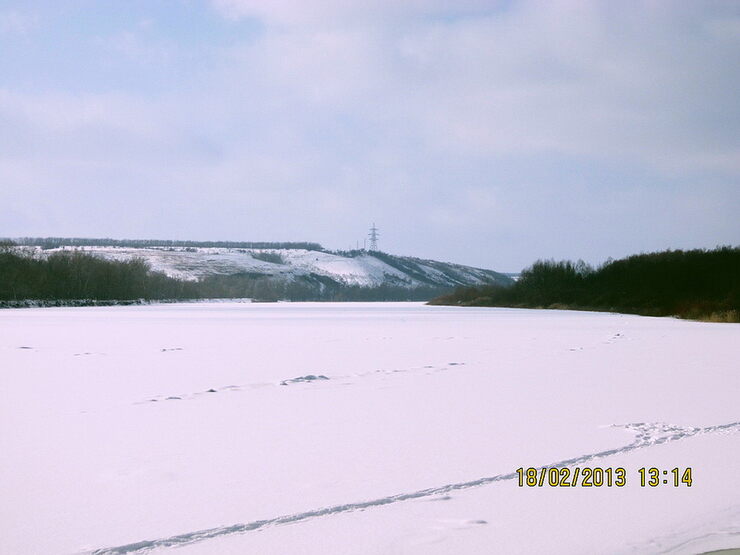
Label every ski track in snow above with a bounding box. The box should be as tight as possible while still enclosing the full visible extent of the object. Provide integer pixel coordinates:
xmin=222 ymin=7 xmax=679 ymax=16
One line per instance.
xmin=140 ymin=362 xmax=466 ymax=404
xmin=627 ymin=505 xmax=740 ymax=554
xmin=85 ymin=420 xmax=740 ymax=555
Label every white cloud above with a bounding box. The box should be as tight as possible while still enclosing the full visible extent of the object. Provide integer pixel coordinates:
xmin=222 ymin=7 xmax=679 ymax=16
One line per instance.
xmin=0 ymin=89 xmax=164 ymax=136
xmin=0 ymin=9 xmax=37 ymax=35
xmin=211 ymin=0 xmax=496 ymax=27
xmin=704 ymin=16 xmax=740 ymax=41
xmin=206 ymin=1 xmax=738 ymax=177
xmin=102 ymin=30 xmax=173 ymax=65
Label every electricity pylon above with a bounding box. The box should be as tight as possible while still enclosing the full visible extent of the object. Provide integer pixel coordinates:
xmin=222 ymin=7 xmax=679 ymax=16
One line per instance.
xmin=368 ymin=223 xmax=379 ymax=251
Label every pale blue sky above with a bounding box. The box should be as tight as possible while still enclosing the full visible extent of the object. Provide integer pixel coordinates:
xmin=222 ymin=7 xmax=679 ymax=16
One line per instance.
xmin=1 ymin=0 xmax=738 ymax=271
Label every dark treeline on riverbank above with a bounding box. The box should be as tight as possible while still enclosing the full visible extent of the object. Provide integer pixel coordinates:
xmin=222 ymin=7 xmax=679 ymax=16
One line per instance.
xmin=197 ymin=272 xmax=448 ymax=301
xmin=429 ymin=247 xmax=740 ymax=322
xmin=0 ymin=248 xmax=199 ymax=301
xmin=0 ymin=246 xmax=448 ymax=304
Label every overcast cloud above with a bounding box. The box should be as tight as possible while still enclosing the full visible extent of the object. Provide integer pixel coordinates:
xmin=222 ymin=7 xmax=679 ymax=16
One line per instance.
xmin=1 ymin=0 xmax=738 ymax=270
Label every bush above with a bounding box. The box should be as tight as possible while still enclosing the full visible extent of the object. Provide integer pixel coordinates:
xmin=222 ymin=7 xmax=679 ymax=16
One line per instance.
xmin=249 ymin=251 xmax=285 ymax=264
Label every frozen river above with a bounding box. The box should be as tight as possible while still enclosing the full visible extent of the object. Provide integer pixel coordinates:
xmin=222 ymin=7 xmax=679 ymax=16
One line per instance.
xmin=1 ymin=302 xmax=738 ymax=554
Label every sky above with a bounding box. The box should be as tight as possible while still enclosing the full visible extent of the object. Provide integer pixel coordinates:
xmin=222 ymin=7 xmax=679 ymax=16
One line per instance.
xmin=0 ymin=1 xmax=738 ymax=271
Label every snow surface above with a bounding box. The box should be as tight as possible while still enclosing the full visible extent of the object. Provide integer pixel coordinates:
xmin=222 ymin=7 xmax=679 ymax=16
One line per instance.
xmin=0 ymin=303 xmax=738 ymax=554
xmin=32 ymin=246 xmax=502 ymax=288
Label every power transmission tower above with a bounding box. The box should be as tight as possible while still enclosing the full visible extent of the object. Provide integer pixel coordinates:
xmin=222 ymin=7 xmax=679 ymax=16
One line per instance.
xmin=368 ymin=223 xmax=379 ymax=251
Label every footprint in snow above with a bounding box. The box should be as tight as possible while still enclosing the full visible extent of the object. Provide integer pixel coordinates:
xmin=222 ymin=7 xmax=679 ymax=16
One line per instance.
xmin=404 ymin=518 xmax=488 ymax=548
xmin=143 ymin=385 xmax=245 ymax=404
xmin=434 ymin=518 xmax=488 ymax=529
xmin=426 ymin=494 xmax=453 ymax=502
xmin=280 ymin=375 xmax=330 ymax=386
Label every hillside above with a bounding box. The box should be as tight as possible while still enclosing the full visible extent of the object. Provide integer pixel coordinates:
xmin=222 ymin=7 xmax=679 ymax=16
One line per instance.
xmin=1 ymin=239 xmax=512 ymax=303
xmin=25 ymin=245 xmax=510 ymax=289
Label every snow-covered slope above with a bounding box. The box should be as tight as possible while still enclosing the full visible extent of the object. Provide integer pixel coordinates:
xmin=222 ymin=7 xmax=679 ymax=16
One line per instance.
xmin=33 ymin=246 xmax=512 ymax=289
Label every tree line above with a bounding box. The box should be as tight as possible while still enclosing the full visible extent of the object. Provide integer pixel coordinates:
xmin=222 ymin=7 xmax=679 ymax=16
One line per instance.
xmin=0 ymin=246 xmax=199 ymax=302
xmin=429 ymin=247 xmax=740 ymax=322
xmin=196 ymin=272 xmax=450 ymax=301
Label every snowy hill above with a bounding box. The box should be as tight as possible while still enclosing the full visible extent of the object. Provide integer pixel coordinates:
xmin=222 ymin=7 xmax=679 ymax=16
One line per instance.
xmin=28 ymin=245 xmax=512 ymax=290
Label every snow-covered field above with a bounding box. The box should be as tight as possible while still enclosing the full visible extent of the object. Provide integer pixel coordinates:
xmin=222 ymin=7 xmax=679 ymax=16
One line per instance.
xmin=1 ymin=303 xmax=738 ymax=555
